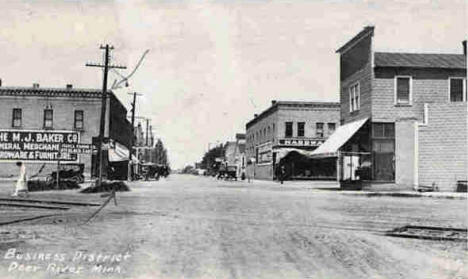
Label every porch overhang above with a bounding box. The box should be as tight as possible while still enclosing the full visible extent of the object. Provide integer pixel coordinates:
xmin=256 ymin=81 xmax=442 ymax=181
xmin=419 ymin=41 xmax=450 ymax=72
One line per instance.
xmin=310 ymin=117 xmax=369 ymax=158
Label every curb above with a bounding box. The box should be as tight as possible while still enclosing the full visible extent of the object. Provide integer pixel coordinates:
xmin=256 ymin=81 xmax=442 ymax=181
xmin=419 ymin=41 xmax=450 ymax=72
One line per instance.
xmin=341 ymin=191 xmax=467 ymax=200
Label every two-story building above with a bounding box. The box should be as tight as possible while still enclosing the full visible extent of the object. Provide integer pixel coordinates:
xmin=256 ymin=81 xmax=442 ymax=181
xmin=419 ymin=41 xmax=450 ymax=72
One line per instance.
xmin=224 ymin=133 xmax=246 ymax=178
xmin=246 ymin=101 xmax=340 ymax=180
xmin=312 ymin=26 xmax=467 ymax=191
xmin=0 ymin=83 xmax=133 ymax=180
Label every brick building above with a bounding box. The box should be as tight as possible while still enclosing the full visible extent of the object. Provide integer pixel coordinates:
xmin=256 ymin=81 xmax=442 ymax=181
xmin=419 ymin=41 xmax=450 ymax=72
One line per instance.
xmin=312 ymin=26 xmax=467 ymax=191
xmin=246 ymin=101 xmax=340 ymax=180
xmin=0 ymin=84 xmax=133 ymax=179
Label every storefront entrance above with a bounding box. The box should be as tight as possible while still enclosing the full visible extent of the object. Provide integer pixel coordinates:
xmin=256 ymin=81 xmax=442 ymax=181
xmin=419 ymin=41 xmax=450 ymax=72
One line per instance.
xmin=372 ymin=123 xmax=395 ymax=181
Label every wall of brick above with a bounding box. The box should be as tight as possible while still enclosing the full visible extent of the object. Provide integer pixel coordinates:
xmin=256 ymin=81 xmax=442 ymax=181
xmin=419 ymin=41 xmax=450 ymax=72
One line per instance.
xmin=276 ymin=107 xmax=340 ymax=140
xmin=0 ymin=94 xmax=104 ymax=178
xmin=246 ymin=104 xmax=340 ymax=180
xmin=418 ymin=102 xmax=467 ymax=191
xmin=372 ymin=68 xmax=466 ymax=122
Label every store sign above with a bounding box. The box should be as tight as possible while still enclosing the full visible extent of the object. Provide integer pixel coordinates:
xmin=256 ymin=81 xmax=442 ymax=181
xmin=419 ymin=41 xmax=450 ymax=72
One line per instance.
xmin=278 ymin=138 xmax=324 ymax=147
xmin=60 ymin=143 xmax=96 ymax=155
xmin=257 ymin=142 xmax=272 ymax=164
xmin=0 ymin=130 xmax=79 ymax=162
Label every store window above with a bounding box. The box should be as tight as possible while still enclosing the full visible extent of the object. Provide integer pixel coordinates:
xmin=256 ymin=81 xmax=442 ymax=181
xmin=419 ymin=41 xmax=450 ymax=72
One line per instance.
xmin=395 ymin=76 xmax=411 ymax=105
xmin=285 ymin=122 xmax=293 ymax=138
xmin=328 ymin=123 xmax=336 ymax=135
xmin=12 ymin=108 xmax=22 ymax=128
xmin=449 ymin=78 xmax=466 ymax=102
xmin=297 ymin=122 xmax=305 ymax=137
xmin=316 ymin=122 xmax=324 ymax=137
xmin=74 ymin=110 xmax=84 ymax=129
xmin=43 ymin=109 xmax=53 ymax=129
xmin=349 ymin=82 xmax=360 ymax=112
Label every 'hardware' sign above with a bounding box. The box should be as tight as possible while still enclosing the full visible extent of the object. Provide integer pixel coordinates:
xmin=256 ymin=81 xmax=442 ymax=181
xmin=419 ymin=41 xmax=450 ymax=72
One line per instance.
xmin=0 ymin=130 xmax=79 ymax=162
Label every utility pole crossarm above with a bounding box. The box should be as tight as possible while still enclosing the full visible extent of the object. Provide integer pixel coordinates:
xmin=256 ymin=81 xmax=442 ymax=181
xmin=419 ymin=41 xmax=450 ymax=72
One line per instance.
xmin=85 ymin=63 xmax=127 ymax=69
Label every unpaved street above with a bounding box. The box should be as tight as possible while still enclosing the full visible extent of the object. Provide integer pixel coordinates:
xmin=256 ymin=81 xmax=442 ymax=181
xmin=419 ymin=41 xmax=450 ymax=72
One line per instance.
xmin=0 ymin=175 xmax=466 ymax=279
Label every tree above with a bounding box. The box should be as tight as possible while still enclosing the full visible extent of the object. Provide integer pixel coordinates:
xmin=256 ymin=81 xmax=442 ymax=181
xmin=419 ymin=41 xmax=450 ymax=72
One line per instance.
xmin=153 ymin=139 xmax=169 ymax=167
xmin=201 ymin=145 xmax=225 ymax=171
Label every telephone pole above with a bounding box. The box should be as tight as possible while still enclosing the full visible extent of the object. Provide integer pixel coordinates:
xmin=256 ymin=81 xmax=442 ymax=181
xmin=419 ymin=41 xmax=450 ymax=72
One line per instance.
xmin=145 ymin=118 xmax=150 ymax=146
xmin=86 ymin=44 xmax=126 ymax=186
xmin=127 ymin=92 xmax=142 ymax=181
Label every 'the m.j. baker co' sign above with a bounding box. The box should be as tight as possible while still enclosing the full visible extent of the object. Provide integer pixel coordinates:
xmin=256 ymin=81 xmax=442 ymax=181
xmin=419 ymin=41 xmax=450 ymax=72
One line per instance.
xmin=0 ymin=130 xmax=79 ymax=162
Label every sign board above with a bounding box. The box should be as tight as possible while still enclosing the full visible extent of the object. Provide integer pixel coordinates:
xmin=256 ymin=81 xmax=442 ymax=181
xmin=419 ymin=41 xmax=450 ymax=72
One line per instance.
xmin=278 ymin=138 xmax=325 ymax=147
xmin=60 ymin=143 xmax=96 ymax=155
xmin=257 ymin=142 xmax=272 ymax=164
xmin=0 ymin=130 xmax=79 ymax=162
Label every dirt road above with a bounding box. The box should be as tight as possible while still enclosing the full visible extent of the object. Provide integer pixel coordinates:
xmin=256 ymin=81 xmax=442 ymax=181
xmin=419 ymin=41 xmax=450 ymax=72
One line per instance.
xmin=0 ymin=175 xmax=465 ymax=279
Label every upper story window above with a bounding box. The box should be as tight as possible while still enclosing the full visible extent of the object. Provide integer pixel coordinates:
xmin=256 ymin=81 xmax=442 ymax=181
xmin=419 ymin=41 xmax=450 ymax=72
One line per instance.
xmin=449 ymin=77 xmax=466 ymax=102
xmin=328 ymin=123 xmax=336 ymax=135
xmin=349 ymin=82 xmax=360 ymax=112
xmin=297 ymin=122 xmax=305 ymax=137
xmin=74 ymin=110 xmax=84 ymax=130
xmin=43 ymin=109 xmax=53 ymax=129
xmin=395 ymin=76 xmax=412 ymax=105
xmin=316 ymin=122 xmax=324 ymax=138
xmin=285 ymin=122 xmax=293 ymax=138
xmin=12 ymin=108 xmax=22 ymax=128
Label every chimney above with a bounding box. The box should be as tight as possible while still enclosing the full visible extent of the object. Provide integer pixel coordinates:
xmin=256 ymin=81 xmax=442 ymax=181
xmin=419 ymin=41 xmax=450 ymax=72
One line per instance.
xmin=254 ymin=114 xmax=258 ymax=118
xmin=66 ymin=84 xmax=73 ymax=89
xmin=271 ymin=100 xmax=277 ymax=106
xmin=0 ymin=79 xmax=2 ymax=87
xmin=463 ymin=40 xmax=467 ymax=56
xmin=32 ymin=83 xmax=39 ymax=89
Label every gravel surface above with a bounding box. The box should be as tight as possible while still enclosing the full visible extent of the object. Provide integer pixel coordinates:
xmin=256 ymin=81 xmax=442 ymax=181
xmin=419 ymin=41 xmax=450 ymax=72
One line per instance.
xmin=0 ymin=175 xmax=465 ymax=279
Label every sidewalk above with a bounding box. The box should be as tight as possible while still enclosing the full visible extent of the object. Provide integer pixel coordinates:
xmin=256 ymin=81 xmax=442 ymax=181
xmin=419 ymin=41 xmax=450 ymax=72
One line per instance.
xmin=227 ymin=178 xmax=468 ymax=199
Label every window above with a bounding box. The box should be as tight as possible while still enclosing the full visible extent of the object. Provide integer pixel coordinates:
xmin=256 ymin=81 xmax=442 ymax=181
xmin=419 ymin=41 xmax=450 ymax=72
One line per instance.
xmin=74 ymin=110 xmax=84 ymax=129
xmin=449 ymin=78 xmax=466 ymax=102
xmin=285 ymin=122 xmax=293 ymax=138
xmin=372 ymin=123 xmax=395 ymax=139
xmin=395 ymin=76 xmax=411 ymax=105
xmin=328 ymin=123 xmax=336 ymax=135
xmin=12 ymin=108 xmax=22 ymax=128
xmin=316 ymin=122 xmax=324 ymax=138
xmin=349 ymin=83 xmax=360 ymax=112
xmin=43 ymin=109 xmax=53 ymax=128
xmin=297 ymin=122 xmax=305 ymax=137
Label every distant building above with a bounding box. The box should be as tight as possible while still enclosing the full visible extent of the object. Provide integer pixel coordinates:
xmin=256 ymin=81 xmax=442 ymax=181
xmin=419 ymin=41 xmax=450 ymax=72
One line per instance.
xmin=245 ymin=101 xmax=340 ymax=180
xmin=312 ymin=26 xmax=467 ymax=191
xmin=0 ymin=83 xmax=133 ymax=179
xmin=224 ymin=133 xmax=246 ymax=178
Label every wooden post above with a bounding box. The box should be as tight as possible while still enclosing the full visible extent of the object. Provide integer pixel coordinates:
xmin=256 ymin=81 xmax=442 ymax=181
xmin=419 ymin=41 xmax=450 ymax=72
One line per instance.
xmin=56 ymin=152 xmax=60 ymax=190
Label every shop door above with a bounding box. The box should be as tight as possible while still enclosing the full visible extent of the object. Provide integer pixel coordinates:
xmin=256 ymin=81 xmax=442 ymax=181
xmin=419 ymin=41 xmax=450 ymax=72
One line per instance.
xmin=372 ymin=140 xmax=395 ymax=181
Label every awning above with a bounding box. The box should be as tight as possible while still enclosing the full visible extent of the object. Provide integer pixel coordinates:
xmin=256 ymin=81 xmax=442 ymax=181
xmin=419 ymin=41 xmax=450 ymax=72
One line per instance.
xmin=108 ymin=141 xmax=130 ymax=162
xmin=310 ymin=117 xmax=369 ymax=158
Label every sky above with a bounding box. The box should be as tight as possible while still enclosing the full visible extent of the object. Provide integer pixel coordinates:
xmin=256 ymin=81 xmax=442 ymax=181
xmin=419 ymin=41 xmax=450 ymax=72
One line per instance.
xmin=0 ymin=0 xmax=466 ymax=169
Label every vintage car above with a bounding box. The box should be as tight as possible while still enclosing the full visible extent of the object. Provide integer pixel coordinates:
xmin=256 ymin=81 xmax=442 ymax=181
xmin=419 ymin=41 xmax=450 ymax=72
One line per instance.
xmin=46 ymin=163 xmax=85 ymax=184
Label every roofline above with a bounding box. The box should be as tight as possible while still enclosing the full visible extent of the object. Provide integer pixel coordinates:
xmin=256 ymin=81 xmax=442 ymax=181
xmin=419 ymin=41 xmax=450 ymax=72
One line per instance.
xmin=0 ymin=86 xmax=114 ymax=98
xmin=336 ymin=26 xmax=374 ymax=54
xmin=246 ymin=101 xmax=340 ymax=129
xmin=373 ymin=51 xmax=467 ymax=70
